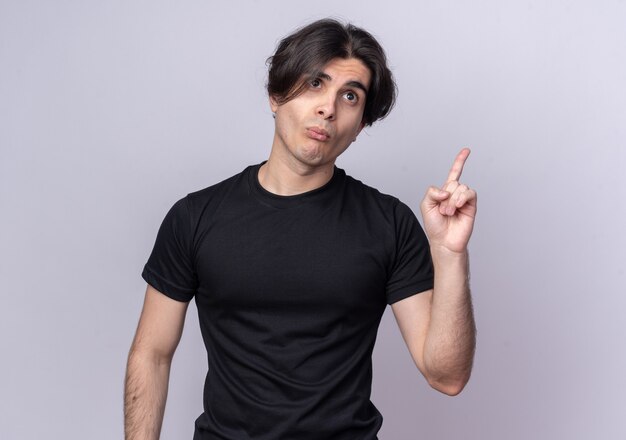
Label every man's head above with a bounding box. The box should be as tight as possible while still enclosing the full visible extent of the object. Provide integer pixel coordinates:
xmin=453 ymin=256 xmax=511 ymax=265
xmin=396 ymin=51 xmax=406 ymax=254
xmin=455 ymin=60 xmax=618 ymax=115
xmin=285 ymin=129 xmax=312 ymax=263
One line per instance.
xmin=266 ymin=18 xmax=397 ymax=127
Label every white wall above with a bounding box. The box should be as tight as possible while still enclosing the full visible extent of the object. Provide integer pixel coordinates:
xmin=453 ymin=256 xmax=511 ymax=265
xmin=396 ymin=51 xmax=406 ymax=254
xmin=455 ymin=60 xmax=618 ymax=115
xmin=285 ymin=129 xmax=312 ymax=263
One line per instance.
xmin=1 ymin=1 xmax=624 ymax=438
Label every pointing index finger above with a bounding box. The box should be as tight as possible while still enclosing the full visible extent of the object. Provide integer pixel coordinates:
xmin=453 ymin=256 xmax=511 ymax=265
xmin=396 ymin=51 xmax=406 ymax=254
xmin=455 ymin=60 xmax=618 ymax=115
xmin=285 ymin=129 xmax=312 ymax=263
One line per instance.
xmin=445 ymin=147 xmax=471 ymax=183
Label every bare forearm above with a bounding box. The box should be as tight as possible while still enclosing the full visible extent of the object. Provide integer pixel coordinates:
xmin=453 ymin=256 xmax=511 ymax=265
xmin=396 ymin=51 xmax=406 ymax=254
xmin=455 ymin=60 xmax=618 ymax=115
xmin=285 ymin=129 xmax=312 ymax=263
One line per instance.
xmin=124 ymin=350 xmax=172 ymax=440
xmin=423 ymin=247 xmax=476 ymax=395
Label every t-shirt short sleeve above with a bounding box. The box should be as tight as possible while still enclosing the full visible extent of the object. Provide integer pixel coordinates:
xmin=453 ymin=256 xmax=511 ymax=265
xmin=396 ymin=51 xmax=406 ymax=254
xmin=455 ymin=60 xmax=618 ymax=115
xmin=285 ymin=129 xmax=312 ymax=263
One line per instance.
xmin=141 ymin=196 xmax=198 ymax=302
xmin=385 ymin=200 xmax=434 ymax=305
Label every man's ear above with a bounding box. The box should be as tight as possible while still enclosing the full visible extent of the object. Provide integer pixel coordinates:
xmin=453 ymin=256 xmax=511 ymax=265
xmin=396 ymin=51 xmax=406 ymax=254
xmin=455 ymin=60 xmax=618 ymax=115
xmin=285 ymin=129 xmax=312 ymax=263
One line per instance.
xmin=350 ymin=121 xmax=366 ymax=144
xmin=355 ymin=120 xmax=366 ymax=138
xmin=269 ymin=95 xmax=279 ymax=113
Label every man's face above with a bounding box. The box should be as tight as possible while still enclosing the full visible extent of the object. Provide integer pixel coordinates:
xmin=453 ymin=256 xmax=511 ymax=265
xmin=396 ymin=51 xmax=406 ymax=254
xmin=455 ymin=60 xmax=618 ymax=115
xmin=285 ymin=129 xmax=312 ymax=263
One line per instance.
xmin=270 ymin=57 xmax=371 ymax=169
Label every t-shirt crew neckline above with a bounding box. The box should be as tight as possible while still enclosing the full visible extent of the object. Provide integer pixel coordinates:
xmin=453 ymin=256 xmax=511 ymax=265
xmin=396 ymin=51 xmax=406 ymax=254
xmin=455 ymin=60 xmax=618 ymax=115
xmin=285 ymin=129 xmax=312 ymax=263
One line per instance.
xmin=248 ymin=161 xmax=344 ymax=209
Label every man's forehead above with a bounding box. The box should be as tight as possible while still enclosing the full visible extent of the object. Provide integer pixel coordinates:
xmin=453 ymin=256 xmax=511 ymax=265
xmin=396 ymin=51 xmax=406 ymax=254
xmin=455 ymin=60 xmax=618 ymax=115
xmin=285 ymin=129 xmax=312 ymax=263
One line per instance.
xmin=312 ymin=57 xmax=371 ymax=90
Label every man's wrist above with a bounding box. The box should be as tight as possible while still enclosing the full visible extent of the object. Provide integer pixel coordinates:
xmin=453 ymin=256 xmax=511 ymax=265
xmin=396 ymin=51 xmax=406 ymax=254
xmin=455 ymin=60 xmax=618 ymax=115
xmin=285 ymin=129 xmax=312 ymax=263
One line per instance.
xmin=430 ymin=243 xmax=467 ymax=259
xmin=430 ymin=245 xmax=469 ymax=272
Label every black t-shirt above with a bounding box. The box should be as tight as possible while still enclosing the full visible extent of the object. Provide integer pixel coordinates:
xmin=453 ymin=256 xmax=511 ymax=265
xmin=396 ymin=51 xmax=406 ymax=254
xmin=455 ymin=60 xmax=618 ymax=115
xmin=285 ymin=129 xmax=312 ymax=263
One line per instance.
xmin=142 ymin=163 xmax=434 ymax=439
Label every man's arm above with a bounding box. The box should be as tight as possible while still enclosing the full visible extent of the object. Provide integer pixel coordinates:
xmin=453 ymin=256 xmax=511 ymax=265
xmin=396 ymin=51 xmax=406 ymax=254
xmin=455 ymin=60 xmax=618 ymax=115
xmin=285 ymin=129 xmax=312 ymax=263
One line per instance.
xmin=391 ymin=252 xmax=475 ymax=396
xmin=391 ymin=148 xmax=477 ymax=396
xmin=124 ymin=284 xmax=189 ymax=440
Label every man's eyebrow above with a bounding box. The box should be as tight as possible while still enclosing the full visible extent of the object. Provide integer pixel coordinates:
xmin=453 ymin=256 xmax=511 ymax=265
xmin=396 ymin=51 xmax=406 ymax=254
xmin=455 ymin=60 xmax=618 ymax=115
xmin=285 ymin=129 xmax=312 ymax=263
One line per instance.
xmin=346 ymin=80 xmax=368 ymax=95
xmin=312 ymin=71 xmax=369 ymax=95
xmin=315 ymin=72 xmax=332 ymax=81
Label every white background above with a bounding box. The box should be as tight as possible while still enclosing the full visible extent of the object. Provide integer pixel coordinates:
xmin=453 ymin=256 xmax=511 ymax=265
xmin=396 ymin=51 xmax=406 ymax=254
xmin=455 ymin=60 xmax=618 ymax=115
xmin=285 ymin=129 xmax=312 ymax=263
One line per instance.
xmin=1 ymin=1 xmax=625 ymax=438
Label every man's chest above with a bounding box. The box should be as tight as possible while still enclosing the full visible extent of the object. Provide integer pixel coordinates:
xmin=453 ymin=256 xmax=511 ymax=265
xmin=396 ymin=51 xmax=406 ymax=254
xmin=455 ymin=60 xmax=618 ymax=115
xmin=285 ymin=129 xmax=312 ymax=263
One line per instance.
xmin=193 ymin=204 xmax=392 ymax=314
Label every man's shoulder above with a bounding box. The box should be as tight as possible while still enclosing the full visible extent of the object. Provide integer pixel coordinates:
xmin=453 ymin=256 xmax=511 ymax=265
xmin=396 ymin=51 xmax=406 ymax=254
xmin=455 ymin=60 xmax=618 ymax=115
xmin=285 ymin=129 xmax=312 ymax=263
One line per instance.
xmin=172 ymin=164 xmax=257 ymax=220
xmin=342 ymin=169 xmax=401 ymax=206
xmin=341 ymin=169 xmax=419 ymax=225
xmin=186 ymin=164 xmax=255 ymax=201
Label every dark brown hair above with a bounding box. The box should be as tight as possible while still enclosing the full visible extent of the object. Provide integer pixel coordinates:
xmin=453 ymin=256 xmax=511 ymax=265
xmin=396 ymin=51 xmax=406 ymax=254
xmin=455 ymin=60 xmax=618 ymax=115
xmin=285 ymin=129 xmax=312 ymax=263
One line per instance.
xmin=266 ymin=18 xmax=397 ymax=126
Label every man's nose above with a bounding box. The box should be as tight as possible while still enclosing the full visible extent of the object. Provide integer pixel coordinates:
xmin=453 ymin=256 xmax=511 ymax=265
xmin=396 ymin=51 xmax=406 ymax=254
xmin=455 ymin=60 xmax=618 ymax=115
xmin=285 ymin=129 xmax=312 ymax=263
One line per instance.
xmin=316 ymin=93 xmax=336 ymax=120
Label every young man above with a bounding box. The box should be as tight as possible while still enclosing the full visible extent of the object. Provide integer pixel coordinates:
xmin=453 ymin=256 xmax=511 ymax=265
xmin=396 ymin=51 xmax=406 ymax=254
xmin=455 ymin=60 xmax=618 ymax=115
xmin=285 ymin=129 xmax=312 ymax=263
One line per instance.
xmin=124 ymin=18 xmax=477 ymax=440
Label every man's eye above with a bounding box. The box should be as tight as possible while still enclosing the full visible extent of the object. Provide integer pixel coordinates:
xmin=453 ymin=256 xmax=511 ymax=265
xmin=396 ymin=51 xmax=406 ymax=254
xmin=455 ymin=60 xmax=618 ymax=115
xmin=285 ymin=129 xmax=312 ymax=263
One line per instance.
xmin=344 ymin=91 xmax=357 ymax=102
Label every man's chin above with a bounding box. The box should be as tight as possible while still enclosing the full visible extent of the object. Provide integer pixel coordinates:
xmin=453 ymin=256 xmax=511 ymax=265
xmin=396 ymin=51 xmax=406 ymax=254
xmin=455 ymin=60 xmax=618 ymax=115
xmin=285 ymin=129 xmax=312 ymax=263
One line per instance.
xmin=296 ymin=147 xmax=325 ymax=166
xmin=295 ymin=144 xmax=348 ymax=168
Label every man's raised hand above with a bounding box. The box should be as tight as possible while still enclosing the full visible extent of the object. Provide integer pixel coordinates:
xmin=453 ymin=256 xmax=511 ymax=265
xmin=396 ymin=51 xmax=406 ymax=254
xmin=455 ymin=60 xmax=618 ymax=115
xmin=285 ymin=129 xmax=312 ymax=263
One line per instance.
xmin=420 ymin=148 xmax=477 ymax=254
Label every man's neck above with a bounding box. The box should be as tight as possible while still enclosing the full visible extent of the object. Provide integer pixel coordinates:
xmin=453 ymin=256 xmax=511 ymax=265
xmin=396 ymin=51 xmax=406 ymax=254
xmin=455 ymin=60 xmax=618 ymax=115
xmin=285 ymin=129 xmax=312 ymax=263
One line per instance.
xmin=257 ymin=154 xmax=335 ymax=196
